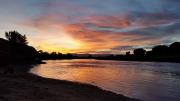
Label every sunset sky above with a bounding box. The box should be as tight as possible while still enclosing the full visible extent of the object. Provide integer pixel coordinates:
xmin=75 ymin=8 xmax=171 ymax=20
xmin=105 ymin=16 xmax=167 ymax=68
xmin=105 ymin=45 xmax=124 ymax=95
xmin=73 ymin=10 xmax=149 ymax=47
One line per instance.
xmin=0 ymin=0 xmax=180 ymax=54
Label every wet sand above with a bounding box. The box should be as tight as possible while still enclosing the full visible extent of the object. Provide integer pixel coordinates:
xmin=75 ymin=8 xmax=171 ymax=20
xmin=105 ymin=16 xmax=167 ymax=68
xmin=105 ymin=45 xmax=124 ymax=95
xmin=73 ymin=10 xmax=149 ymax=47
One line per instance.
xmin=0 ymin=64 xmax=141 ymax=101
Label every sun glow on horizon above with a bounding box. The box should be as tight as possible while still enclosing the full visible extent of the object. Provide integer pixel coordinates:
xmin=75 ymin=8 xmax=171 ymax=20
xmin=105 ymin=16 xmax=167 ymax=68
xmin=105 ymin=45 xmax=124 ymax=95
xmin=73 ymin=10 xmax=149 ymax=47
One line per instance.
xmin=29 ymin=28 xmax=86 ymax=53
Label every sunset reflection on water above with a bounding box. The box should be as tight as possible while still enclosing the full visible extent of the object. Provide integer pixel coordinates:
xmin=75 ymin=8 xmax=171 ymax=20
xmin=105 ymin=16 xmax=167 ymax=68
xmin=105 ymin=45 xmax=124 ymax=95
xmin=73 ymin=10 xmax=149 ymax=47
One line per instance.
xmin=31 ymin=59 xmax=180 ymax=101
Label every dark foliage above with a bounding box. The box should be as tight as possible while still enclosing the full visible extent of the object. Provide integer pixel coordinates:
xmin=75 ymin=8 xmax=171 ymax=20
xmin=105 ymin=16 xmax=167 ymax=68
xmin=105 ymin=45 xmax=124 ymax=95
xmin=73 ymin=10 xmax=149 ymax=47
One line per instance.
xmin=132 ymin=42 xmax=180 ymax=57
xmin=5 ymin=31 xmax=28 ymax=45
xmin=133 ymin=48 xmax=146 ymax=56
xmin=169 ymin=42 xmax=180 ymax=55
xmin=0 ymin=31 xmax=38 ymax=65
xmin=38 ymin=50 xmax=73 ymax=60
xmin=152 ymin=45 xmax=169 ymax=56
xmin=125 ymin=51 xmax=131 ymax=56
xmin=97 ymin=42 xmax=180 ymax=62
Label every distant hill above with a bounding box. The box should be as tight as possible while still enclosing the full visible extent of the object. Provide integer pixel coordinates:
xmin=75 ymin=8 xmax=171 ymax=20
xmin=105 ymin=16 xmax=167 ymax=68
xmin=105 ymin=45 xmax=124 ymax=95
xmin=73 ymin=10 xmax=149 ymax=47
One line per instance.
xmin=0 ymin=38 xmax=38 ymax=65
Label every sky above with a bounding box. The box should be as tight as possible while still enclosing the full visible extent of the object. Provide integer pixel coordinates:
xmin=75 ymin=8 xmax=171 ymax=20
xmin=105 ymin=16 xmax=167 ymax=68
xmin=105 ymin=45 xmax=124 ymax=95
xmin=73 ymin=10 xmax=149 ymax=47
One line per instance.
xmin=0 ymin=0 xmax=180 ymax=54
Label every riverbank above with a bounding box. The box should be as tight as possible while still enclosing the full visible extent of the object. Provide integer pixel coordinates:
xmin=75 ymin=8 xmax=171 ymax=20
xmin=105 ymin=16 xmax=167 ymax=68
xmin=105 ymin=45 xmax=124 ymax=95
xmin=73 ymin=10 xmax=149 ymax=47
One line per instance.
xmin=0 ymin=64 xmax=140 ymax=101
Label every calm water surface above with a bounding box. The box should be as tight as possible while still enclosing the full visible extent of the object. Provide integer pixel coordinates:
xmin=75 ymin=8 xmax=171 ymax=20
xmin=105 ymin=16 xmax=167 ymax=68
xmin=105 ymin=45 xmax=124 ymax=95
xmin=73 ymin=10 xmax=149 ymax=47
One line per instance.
xmin=31 ymin=59 xmax=180 ymax=101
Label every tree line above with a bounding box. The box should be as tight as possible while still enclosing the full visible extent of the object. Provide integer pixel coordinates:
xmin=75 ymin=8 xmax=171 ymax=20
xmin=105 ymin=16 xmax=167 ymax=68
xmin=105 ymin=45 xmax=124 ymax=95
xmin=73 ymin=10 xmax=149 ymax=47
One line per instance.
xmin=130 ymin=42 xmax=180 ymax=57
xmin=1 ymin=31 xmax=180 ymax=62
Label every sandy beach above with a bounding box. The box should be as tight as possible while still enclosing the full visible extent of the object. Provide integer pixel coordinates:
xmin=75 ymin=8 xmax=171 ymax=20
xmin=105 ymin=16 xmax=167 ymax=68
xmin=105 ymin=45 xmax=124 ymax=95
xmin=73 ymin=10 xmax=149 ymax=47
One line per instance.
xmin=0 ymin=64 xmax=140 ymax=101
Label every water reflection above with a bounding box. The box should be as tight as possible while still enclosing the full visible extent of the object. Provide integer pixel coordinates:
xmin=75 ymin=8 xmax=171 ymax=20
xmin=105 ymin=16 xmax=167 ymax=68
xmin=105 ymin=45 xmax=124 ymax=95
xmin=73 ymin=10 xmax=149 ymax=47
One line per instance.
xmin=31 ymin=59 xmax=180 ymax=101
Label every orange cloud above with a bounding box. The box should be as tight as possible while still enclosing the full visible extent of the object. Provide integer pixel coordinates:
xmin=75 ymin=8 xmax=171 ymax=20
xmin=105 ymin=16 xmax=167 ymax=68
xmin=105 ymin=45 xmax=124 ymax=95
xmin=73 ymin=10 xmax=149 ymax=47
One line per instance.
xmin=82 ymin=15 xmax=131 ymax=29
xmin=23 ymin=14 xmax=162 ymax=54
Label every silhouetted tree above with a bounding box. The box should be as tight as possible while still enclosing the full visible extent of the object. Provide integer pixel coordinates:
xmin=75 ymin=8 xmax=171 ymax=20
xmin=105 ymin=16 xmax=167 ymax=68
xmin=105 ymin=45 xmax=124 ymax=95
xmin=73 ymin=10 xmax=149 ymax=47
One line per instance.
xmin=146 ymin=51 xmax=153 ymax=56
xmin=152 ymin=45 xmax=169 ymax=56
xmin=133 ymin=48 xmax=146 ymax=56
xmin=51 ymin=52 xmax=57 ymax=56
xmin=5 ymin=31 xmax=28 ymax=45
xmin=57 ymin=52 xmax=63 ymax=57
xmin=126 ymin=51 xmax=131 ymax=56
xmin=38 ymin=50 xmax=44 ymax=54
xmin=66 ymin=53 xmax=73 ymax=58
xmin=169 ymin=42 xmax=180 ymax=55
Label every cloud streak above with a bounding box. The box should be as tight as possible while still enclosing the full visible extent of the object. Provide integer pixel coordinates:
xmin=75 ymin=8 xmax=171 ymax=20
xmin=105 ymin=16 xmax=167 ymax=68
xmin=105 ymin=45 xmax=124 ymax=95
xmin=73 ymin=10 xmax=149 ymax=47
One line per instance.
xmin=1 ymin=0 xmax=180 ymax=53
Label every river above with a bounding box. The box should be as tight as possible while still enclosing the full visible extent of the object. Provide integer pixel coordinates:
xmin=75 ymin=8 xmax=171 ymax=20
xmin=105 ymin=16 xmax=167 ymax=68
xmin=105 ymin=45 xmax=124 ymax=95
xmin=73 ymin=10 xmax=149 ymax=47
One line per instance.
xmin=31 ymin=59 xmax=180 ymax=101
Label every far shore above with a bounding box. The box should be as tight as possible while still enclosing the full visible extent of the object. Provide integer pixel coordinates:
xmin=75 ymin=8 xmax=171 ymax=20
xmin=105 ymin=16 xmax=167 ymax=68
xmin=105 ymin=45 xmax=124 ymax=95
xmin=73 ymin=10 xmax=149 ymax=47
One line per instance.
xmin=0 ymin=63 xmax=141 ymax=101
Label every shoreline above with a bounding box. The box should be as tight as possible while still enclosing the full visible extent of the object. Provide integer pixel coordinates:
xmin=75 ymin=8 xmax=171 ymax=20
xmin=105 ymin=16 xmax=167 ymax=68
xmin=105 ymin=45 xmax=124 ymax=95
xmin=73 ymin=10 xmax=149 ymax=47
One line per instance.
xmin=0 ymin=63 xmax=141 ymax=101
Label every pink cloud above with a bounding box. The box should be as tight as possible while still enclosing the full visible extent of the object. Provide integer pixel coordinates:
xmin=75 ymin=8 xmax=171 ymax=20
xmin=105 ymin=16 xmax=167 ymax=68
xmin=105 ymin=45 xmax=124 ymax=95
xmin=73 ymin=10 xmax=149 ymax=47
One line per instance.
xmin=22 ymin=12 xmax=166 ymax=53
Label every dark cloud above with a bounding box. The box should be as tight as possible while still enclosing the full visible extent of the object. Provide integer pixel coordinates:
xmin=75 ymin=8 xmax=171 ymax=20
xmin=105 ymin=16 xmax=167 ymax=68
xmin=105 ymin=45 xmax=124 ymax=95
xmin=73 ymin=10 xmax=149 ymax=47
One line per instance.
xmin=112 ymin=46 xmax=135 ymax=51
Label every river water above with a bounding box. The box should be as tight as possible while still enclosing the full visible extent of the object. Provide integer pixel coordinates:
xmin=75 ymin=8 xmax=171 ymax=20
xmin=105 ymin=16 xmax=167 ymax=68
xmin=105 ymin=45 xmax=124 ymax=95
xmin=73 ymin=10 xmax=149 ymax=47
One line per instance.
xmin=31 ymin=59 xmax=180 ymax=101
